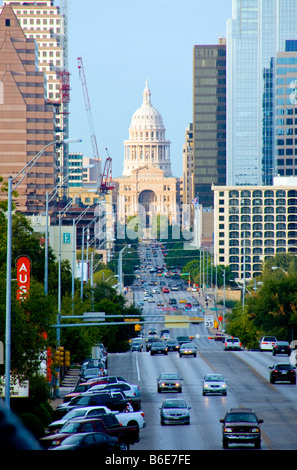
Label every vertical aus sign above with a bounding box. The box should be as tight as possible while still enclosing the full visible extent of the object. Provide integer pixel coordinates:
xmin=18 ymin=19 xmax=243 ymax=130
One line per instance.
xmin=16 ymin=256 xmax=31 ymax=301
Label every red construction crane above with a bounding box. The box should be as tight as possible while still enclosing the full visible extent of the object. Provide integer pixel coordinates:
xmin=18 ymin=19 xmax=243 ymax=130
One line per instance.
xmin=77 ymin=57 xmax=115 ymax=193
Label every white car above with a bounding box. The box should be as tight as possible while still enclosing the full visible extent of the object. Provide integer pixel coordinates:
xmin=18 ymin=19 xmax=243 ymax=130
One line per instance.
xmin=260 ymin=336 xmax=277 ymax=351
xmin=88 ymin=382 xmax=140 ymax=398
xmin=202 ymin=374 xmax=227 ymax=396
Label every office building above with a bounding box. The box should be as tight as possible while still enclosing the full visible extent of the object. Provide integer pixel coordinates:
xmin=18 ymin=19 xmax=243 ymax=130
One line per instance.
xmin=226 ymin=0 xmax=297 ymax=186
xmin=213 ymin=177 xmax=297 ymax=281
xmin=0 ymin=4 xmax=56 ymax=212
xmin=193 ymin=38 xmax=226 ymax=209
xmin=2 ymin=0 xmax=70 ymax=195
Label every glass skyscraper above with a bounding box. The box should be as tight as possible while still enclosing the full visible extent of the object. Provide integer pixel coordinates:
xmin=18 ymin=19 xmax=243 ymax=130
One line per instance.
xmin=226 ymin=0 xmax=297 ymax=186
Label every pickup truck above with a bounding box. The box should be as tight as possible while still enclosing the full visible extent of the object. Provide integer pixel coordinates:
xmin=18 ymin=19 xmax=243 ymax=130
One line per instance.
xmin=40 ymin=417 xmax=140 ymax=450
xmin=54 ymin=391 xmax=129 ymax=420
xmin=48 ymin=407 xmax=146 ymax=433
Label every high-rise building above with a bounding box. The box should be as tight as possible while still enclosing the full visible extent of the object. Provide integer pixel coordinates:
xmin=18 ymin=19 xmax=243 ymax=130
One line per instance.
xmin=182 ymin=123 xmax=194 ymax=228
xmin=213 ymin=177 xmax=297 ymax=281
xmin=275 ymin=40 xmax=297 ymax=178
xmin=193 ymin=38 xmax=226 ymax=209
xmin=226 ymin=0 xmax=297 ymax=186
xmin=1 ymin=0 xmax=70 ymax=195
xmin=0 ymin=3 xmax=56 ymax=212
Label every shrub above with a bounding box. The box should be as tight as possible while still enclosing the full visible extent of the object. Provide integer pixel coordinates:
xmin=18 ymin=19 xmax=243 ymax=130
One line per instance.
xmin=18 ymin=412 xmax=45 ymax=439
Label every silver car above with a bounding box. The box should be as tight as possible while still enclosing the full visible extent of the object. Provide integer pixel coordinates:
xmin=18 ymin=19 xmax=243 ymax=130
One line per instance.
xmin=157 ymin=373 xmax=183 ymax=393
xmin=179 ymin=342 xmax=197 ymax=357
xmin=202 ymin=374 xmax=227 ymax=396
xmin=160 ymin=398 xmax=191 ymax=425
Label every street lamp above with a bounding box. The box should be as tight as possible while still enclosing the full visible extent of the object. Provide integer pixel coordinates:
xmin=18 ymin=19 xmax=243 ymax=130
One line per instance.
xmin=5 ymin=137 xmax=81 ymax=409
xmin=44 ymin=160 xmax=94 ymax=296
xmin=118 ymin=245 xmax=131 ymax=294
xmin=271 ymin=266 xmax=288 ymax=275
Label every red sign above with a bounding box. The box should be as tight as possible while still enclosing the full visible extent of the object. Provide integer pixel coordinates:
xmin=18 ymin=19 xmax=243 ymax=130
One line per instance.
xmin=16 ymin=256 xmax=31 ymax=301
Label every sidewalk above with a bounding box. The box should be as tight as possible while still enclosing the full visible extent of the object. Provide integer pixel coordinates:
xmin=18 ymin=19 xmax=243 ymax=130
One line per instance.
xmin=50 ymin=367 xmax=80 ymax=410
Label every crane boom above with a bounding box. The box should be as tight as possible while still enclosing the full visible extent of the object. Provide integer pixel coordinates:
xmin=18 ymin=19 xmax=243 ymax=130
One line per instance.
xmin=77 ymin=57 xmax=114 ymax=193
xmin=77 ymin=57 xmax=101 ymax=164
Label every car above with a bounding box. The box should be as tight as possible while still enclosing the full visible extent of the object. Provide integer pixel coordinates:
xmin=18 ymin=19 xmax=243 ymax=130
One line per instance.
xmin=179 ymin=298 xmax=187 ymax=303
xmin=214 ymin=332 xmax=225 ymax=342
xmin=48 ymin=406 xmax=113 ymax=433
xmin=150 ymin=342 xmax=168 ymax=356
xmin=170 ymin=285 xmax=178 ymax=291
xmin=79 ymin=366 xmax=106 ymax=382
xmin=224 ymin=337 xmax=241 ymax=351
xmin=164 ymin=339 xmax=180 ymax=352
xmin=148 ymin=298 xmax=155 ymax=303
xmin=169 ymin=298 xmax=177 ymax=305
xmin=272 ymin=341 xmax=291 ymax=356
xmin=148 ymin=329 xmax=157 ymax=336
xmin=54 ymin=391 xmax=129 ymax=418
xmin=220 ymin=408 xmax=263 ymax=449
xmin=160 ymin=399 xmax=191 ymax=425
xmin=176 ymin=335 xmax=193 ymax=346
xmin=202 ymin=374 xmax=227 ymax=396
xmin=162 ymin=287 xmax=170 ymax=293
xmin=146 ymin=337 xmax=161 ymax=352
xmin=179 ymin=342 xmax=197 ymax=357
xmin=160 ymin=328 xmax=170 ymax=338
xmin=157 ymin=373 xmax=183 ymax=393
xmin=130 ymin=338 xmax=144 ymax=351
xmin=260 ymin=336 xmax=277 ymax=351
xmin=185 ymin=303 xmax=192 ymax=310
xmin=49 ymin=432 xmax=120 ymax=451
xmin=269 ymin=362 xmax=296 ymax=384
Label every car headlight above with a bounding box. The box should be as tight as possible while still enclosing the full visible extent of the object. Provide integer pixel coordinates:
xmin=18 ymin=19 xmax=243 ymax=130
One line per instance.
xmin=251 ymin=428 xmax=260 ymax=433
xmin=175 ymin=383 xmax=181 ymax=387
xmin=224 ymin=427 xmax=233 ymax=433
xmin=222 ymin=384 xmax=226 ymax=388
xmin=204 ymin=384 xmax=209 ymax=388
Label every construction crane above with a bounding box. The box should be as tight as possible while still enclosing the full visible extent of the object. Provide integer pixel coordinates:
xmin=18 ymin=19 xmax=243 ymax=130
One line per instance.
xmin=77 ymin=57 xmax=115 ymax=193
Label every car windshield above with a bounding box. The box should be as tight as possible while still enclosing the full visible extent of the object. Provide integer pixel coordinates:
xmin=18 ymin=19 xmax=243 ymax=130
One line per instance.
xmin=63 ymin=409 xmax=86 ymax=420
xmin=226 ymin=413 xmax=258 ymax=423
xmin=204 ymin=375 xmax=224 ymax=382
xmin=160 ymin=374 xmax=180 ymax=380
xmin=181 ymin=343 xmax=194 ymax=348
xmin=163 ymin=400 xmax=187 ymax=409
xmin=60 ymin=421 xmax=82 ymax=433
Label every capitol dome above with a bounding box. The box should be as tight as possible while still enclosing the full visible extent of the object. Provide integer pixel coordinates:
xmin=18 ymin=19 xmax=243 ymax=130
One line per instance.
xmin=123 ymin=81 xmax=172 ymax=177
xmin=130 ymin=80 xmax=164 ymax=130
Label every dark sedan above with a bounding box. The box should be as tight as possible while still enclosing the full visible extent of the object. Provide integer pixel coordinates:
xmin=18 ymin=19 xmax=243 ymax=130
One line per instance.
xmin=269 ymin=362 xmax=296 ymax=384
xmin=272 ymin=341 xmax=291 ymax=356
xmin=150 ymin=342 xmax=168 ymax=356
xmin=165 ymin=339 xmax=180 ymax=352
xmin=49 ymin=432 xmax=119 ymax=451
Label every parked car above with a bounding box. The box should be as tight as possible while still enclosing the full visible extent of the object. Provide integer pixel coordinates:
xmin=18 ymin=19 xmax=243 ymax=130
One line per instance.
xmin=179 ymin=342 xmax=197 ymax=357
xmin=269 ymin=362 xmax=296 ymax=384
xmin=49 ymin=432 xmax=119 ymax=451
xmin=40 ymin=416 xmax=139 ymax=450
xmin=224 ymin=337 xmax=241 ymax=351
xmin=220 ymin=408 xmax=263 ymax=449
xmin=272 ymin=341 xmax=291 ymax=356
xmin=202 ymin=374 xmax=227 ymax=396
xmin=260 ymin=336 xmax=277 ymax=351
xmin=160 ymin=399 xmax=191 ymax=425
xmin=150 ymin=342 xmax=168 ymax=356
xmin=157 ymin=373 xmax=183 ymax=393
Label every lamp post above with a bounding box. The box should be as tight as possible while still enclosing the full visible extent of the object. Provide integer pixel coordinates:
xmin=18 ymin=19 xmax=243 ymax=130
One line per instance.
xmin=118 ymin=245 xmax=131 ymax=294
xmin=44 ymin=160 xmax=93 ymax=296
xmin=5 ymin=137 xmax=81 ymax=409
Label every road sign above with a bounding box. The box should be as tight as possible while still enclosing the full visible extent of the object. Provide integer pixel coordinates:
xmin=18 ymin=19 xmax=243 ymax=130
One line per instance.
xmin=165 ymin=315 xmax=189 ymax=328
xmin=204 ymin=315 xmax=214 ymax=328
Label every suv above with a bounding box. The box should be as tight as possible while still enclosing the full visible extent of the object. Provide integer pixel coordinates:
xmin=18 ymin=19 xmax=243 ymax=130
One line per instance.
xmin=224 ymin=337 xmax=241 ymax=351
xmin=260 ymin=336 xmax=277 ymax=351
xmin=269 ymin=362 xmax=296 ymax=384
xmin=220 ymin=408 xmax=263 ymax=449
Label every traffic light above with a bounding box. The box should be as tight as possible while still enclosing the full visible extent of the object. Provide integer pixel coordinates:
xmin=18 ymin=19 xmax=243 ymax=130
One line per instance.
xmin=54 ymin=346 xmax=64 ymax=366
xmin=64 ymin=350 xmax=71 ymax=367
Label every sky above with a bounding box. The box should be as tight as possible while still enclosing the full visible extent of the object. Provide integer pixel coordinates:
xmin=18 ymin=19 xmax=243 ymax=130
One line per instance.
xmin=67 ymin=0 xmax=233 ymax=179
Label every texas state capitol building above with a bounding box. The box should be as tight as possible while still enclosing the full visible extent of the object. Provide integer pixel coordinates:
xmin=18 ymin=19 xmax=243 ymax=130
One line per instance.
xmin=113 ymin=81 xmax=181 ymax=235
